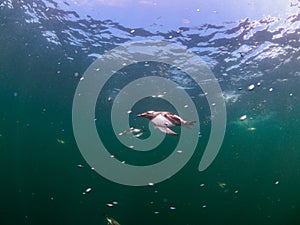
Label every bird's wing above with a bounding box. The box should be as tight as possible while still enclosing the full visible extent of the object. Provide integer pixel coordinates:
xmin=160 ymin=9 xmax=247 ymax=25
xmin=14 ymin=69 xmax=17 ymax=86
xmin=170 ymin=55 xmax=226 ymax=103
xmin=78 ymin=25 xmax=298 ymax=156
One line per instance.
xmin=151 ymin=114 xmax=174 ymax=127
xmin=163 ymin=113 xmax=182 ymax=125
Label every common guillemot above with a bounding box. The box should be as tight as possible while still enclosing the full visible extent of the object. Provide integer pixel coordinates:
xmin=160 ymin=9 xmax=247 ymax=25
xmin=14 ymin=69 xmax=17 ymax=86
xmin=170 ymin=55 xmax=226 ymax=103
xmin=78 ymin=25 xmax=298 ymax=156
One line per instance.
xmin=137 ymin=111 xmax=196 ymax=135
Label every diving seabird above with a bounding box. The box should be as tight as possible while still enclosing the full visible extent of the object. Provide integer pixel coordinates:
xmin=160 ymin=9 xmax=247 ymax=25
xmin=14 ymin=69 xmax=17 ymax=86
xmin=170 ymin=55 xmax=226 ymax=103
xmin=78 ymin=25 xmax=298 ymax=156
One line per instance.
xmin=137 ymin=111 xmax=196 ymax=135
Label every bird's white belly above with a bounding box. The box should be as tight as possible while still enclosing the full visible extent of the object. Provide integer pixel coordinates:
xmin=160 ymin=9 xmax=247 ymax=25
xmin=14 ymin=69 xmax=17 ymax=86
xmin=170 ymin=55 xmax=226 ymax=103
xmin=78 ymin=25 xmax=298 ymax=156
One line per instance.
xmin=151 ymin=114 xmax=174 ymax=127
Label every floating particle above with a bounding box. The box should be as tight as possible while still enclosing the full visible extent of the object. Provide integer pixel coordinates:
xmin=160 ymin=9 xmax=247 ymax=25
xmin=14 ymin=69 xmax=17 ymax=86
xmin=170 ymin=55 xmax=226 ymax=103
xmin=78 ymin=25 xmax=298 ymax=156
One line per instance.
xmin=157 ymin=94 xmax=164 ymax=98
xmin=184 ymin=104 xmax=188 ymax=108
xmin=85 ymin=187 xmax=92 ymax=193
xmin=91 ymin=167 xmax=95 ymax=170
xmin=269 ymin=87 xmax=273 ymax=92
xmin=96 ymin=68 xmax=100 ymax=71
xmin=13 ymin=92 xmax=18 ymax=97
xmin=57 ymin=139 xmax=65 ymax=144
xmin=238 ymin=87 xmax=243 ymax=91
xmin=130 ymin=29 xmax=135 ymax=33
xmin=57 ymin=70 xmax=61 ymax=74
xmin=248 ymin=127 xmax=256 ymax=131
xmin=121 ymin=161 xmax=125 ymax=164
xmin=148 ymin=182 xmax=154 ymax=186
xmin=200 ymin=183 xmax=205 ymax=187
xmin=77 ymin=164 xmax=83 ymax=168
xmin=234 ymin=190 xmax=239 ymax=194
xmin=50 ymin=197 xmax=54 ymax=200
xmin=176 ymin=150 xmax=183 ymax=154
xmin=202 ymin=205 xmax=207 ymax=208
xmin=112 ymin=201 xmax=118 ymax=205
xmin=127 ymin=110 xmax=132 ymax=114
xmin=257 ymin=82 xmax=261 ymax=87
xmin=118 ymin=127 xmax=144 ymax=137
xmin=110 ymin=155 xmax=115 ymax=158
xmin=275 ymin=181 xmax=279 ymax=185
xmin=211 ymin=103 xmax=216 ymax=106
xmin=133 ymin=128 xmax=143 ymax=133
xmin=130 ymin=128 xmax=142 ymax=133
xmin=289 ymin=93 xmax=293 ymax=96
xmin=128 ymin=145 xmax=135 ymax=149
xmin=80 ymin=77 xmax=84 ymax=81
xmin=74 ymin=72 xmax=79 ymax=77
xmin=134 ymin=133 xmax=143 ymax=138
xmin=154 ymin=211 xmax=159 ymax=215
xmin=107 ymin=97 xmax=112 ymax=102
xmin=106 ymin=203 xmax=114 ymax=207
xmin=170 ymin=206 xmax=176 ymax=210
xmin=240 ymin=115 xmax=247 ymax=121
xmin=196 ymin=8 xmax=200 ymax=12
xmin=248 ymin=84 xmax=255 ymax=91
xmin=218 ymin=182 xmax=226 ymax=188
xmin=168 ymin=35 xmax=173 ymax=39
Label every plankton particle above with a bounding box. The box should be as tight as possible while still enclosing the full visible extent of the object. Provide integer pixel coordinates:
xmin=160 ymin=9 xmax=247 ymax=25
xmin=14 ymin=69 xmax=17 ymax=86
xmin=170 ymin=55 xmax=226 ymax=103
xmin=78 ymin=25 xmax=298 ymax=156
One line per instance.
xmin=240 ymin=115 xmax=247 ymax=121
xmin=85 ymin=187 xmax=92 ymax=193
xmin=248 ymin=84 xmax=255 ymax=91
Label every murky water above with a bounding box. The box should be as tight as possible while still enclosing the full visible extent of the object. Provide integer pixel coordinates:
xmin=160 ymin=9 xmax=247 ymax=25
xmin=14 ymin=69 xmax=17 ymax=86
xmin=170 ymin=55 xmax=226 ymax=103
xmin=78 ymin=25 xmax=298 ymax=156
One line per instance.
xmin=1 ymin=1 xmax=300 ymax=225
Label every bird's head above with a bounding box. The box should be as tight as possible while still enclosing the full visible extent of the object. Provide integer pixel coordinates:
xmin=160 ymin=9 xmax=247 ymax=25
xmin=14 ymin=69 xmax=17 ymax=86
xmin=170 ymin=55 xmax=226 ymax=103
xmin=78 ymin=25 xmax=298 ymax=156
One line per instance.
xmin=137 ymin=110 xmax=156 ymax=119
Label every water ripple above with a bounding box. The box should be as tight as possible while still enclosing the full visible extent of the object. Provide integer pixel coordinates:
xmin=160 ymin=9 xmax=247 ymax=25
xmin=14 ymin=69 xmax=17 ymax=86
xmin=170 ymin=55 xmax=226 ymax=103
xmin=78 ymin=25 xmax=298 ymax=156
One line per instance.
xmin=1 ymin=0 xmax=299 ymax=86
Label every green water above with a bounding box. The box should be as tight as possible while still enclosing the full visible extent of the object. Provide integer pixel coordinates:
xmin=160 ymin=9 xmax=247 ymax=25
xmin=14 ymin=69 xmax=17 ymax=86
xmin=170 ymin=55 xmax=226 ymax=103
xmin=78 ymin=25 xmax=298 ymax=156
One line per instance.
xmin=1 ymin=48 xmax=300 ymax=225
xmin=1 ymin=1 xmax=300 ymax=225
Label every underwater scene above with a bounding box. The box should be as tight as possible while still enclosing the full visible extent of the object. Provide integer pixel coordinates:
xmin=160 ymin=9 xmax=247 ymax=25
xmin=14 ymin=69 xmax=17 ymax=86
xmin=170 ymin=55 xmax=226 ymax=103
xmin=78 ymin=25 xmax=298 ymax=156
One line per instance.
xmin=1 ymin=0 xmax=300 ymax=225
